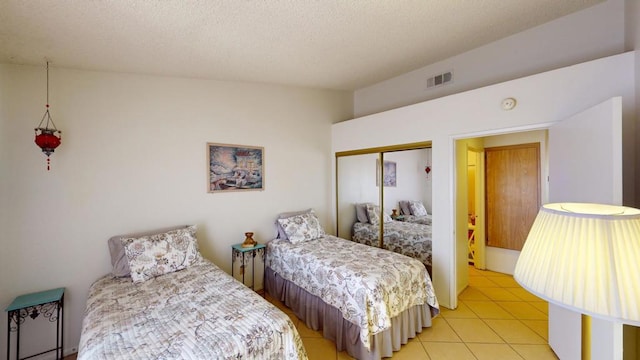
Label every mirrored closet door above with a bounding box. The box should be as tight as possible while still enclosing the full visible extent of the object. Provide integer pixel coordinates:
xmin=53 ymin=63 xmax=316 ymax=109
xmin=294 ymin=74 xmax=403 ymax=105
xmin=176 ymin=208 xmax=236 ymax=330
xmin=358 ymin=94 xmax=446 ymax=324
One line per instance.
xmin=336 ymin=143 xmax=434 ymax=274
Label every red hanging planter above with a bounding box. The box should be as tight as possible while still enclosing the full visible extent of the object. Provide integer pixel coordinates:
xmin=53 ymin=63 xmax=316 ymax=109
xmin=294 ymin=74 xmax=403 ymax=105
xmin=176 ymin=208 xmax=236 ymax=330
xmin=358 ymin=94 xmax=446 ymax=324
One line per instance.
xmin=34 ymin=62 xmax=62 ymax=171
xmin=34 ymin=125 xmax=61 ymax=170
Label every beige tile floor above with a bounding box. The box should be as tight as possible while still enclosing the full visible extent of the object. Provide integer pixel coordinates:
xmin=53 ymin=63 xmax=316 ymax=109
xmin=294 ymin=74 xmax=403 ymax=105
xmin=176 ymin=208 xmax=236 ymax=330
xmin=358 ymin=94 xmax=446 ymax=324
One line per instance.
xmin=266 ymin=265 xmax=559 ymax=360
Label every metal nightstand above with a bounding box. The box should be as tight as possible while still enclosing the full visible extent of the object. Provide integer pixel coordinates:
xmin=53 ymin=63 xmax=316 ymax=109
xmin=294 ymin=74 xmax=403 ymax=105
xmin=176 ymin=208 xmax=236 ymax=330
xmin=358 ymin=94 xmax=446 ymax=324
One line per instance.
xmin=5 ymin=287 xmax=65 ymax=360
xmin=231 ymin=243 xmax=266 ymax=292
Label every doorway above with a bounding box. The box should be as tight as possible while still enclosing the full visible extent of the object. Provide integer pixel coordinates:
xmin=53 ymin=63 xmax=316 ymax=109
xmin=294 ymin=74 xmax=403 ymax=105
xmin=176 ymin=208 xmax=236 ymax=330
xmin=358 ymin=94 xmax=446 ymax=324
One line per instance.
xmin=455 ymin=130 xmax=547 ymax=293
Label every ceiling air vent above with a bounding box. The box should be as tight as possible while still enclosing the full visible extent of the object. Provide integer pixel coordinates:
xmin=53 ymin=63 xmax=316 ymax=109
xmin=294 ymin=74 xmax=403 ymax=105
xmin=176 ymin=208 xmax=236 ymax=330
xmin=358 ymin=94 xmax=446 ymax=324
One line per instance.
xmin=426 ymin=70 xmax=453 ymax=89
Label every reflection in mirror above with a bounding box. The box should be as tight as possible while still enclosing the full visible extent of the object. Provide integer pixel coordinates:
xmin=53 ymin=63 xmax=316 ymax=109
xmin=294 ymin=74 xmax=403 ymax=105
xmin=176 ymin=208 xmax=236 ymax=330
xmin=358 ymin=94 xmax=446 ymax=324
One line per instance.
xmin=381 ymin=148 xmax=433 ymax=275
xmin=336 ymin=153 xmax=380 ymax=242
xmin=382 ymin=149 xmax=432 ymax=219
xmin=337 ymin=147 xmax=433 ymax=276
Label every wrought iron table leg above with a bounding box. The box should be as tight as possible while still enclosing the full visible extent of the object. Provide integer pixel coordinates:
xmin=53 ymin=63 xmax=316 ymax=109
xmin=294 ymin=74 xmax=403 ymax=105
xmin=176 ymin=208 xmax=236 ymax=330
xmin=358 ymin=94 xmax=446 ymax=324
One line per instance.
xmin=251 ymin=250 xmax=256 ymax=290
xmin=6 ymin=311 xmax=10 ymax=360
xmin=242 ymin=252 xmax=246 ymax=285
xmin=15 ymin=311 xmax=19 ymax=360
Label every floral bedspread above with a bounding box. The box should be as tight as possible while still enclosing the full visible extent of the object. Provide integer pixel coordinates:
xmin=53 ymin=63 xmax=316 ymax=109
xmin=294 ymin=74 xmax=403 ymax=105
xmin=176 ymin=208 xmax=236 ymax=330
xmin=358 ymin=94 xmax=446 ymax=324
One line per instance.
xmin=402 ymin=214 xmax=432 ymax=226
xmin=266 ymin=235 xmax=438 ymax=350
xmin=352 ymin=221 xmax=432 ymax=268
xmin=78 ymin=259 xmax=307 ymax=360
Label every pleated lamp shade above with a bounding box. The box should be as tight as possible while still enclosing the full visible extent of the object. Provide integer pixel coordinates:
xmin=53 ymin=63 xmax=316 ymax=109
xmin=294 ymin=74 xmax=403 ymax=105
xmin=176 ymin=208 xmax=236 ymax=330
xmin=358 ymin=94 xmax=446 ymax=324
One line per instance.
xmin=514 ymin=203 xmax=640 ymax=326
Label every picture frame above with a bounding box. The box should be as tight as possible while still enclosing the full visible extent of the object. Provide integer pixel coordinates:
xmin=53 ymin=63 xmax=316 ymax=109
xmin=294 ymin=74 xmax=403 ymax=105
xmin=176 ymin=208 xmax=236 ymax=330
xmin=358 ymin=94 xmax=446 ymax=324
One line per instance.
xmin=376 ymin=160 xmax=397 ymax=187
xmin=207 ymin=143 xmax=264 ymax=193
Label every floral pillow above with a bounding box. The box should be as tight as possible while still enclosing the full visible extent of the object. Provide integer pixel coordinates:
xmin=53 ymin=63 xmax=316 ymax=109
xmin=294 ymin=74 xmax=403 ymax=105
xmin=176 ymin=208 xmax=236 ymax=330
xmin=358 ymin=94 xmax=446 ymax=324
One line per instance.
xmin=365 ymin=203 xmax=393 ymax=226
xmin=122 ymin=225 xmax=202 ymax=283
xmin=275 ymin=208 xmax=313 ymax=239
xmin=409 ymin=201 xmax=429 ymax=216
xmin=277 ymin=211 xmax=325 ymax=244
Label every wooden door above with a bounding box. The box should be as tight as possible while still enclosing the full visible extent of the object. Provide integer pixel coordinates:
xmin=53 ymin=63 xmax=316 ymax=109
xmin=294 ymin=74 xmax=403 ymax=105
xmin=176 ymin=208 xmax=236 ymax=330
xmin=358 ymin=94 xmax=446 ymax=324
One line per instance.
xmin=485 ymin=143 xmax=540 ymax=251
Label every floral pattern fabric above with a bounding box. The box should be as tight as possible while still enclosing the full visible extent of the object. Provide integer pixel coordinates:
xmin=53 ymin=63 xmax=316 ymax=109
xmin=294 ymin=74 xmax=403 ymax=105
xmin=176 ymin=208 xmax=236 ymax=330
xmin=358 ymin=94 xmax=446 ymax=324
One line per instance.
xmin=352 ymin=221 xmax=432 ymax=268
xmin=122 ymin=225 xmax=202 ymax=283
xmin=266 ymin=235 xmax=438 ymax=350
xmin=402 ymin=214 xmax=433 ymax=226
xmin=78 ymin=259 xmax=307 ymax=360
xmin=277 ymin=211 xmax=325 ymax=244
xmin=365 ymin=203 xmax=392 ymax=226
xmin=408 ymin=201 xmax=429 ymax=217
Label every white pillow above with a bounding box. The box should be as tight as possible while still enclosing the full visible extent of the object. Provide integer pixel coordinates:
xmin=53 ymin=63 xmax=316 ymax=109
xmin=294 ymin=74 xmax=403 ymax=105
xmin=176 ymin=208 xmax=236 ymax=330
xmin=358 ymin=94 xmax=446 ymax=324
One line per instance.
xmin=122 ymin=225 xmax=202 ymax=283
xmin=277 ymin=211 xmax=325 ymax=244
xmin=409 ymin=201 xmax=429 ymax=216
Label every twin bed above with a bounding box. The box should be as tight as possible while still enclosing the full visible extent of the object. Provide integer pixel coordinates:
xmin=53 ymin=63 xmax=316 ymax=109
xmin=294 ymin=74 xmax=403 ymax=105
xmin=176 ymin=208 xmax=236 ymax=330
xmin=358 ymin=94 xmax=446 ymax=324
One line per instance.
xmin=78 ymin=225 xmax=306 ymax=359
xmin=266 ymin=235 xmax=438 ymax=360
xmin=78 ymin=211 xmax=439 ymax=360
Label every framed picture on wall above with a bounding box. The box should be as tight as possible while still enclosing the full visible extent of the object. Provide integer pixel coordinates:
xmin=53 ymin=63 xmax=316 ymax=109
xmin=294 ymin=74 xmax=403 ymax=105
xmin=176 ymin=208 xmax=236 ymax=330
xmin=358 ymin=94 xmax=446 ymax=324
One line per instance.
xmin=376 ymin=160 xmax=397 ymax=187
xmin=207 ymin=143 xmax=264 ymax=193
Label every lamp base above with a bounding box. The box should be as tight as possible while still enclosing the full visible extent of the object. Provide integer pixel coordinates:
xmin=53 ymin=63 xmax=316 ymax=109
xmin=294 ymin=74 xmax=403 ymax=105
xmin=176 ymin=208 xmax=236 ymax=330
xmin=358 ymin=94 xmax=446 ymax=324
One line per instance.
xmin=582 ymin=314 xmax=591 ymax=360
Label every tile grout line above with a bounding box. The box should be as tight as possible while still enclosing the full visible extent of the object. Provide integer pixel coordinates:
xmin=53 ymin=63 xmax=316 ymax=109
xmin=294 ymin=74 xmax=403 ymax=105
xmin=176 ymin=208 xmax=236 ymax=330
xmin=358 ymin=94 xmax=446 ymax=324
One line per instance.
xmin=464 ymin=266 xmax=551 ymax=359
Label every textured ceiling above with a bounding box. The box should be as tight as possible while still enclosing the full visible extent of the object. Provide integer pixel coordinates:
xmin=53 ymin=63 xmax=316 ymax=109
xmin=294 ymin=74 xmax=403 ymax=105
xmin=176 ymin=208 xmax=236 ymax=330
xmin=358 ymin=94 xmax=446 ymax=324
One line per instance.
xmin=0 ymin=0 xmax=603 ymax=91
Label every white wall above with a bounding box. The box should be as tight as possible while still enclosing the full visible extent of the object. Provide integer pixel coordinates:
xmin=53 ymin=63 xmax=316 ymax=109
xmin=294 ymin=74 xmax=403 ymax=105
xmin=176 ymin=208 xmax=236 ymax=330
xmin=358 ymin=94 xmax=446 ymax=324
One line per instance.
xmin=0 ymin=64 xmax=352 ymax=357
xmin=354 ymin=0 xmax=625 ymax=118
xmin=336 ymin=153 xmax=379 ymax=239
xmin=332 ymin=52 xmax=635 ymax=310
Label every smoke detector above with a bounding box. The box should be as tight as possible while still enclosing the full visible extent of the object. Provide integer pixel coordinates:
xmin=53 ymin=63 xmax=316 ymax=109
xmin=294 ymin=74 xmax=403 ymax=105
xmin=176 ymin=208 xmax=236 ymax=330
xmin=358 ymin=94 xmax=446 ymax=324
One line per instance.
xmin=501 ymin=97 xmax=517 ymax=110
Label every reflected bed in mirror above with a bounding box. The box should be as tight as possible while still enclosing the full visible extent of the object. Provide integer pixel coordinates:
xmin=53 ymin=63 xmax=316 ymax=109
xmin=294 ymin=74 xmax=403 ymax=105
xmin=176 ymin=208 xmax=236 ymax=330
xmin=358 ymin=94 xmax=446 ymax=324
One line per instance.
xmin=352 ymin=201 xmax=433 ymax=275
xmin=398 ymin=200 xmax=432 ymax=225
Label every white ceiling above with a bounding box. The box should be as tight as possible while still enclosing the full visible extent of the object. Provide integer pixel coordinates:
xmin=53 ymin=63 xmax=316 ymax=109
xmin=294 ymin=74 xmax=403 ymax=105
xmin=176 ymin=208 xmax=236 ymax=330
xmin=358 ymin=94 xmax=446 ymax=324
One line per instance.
xmin=0 ymin=0 xmax=603 ymax=91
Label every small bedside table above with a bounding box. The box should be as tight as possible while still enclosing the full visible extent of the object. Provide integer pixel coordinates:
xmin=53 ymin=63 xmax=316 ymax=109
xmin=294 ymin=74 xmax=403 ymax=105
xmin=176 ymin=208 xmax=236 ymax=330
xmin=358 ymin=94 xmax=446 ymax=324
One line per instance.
xmin=231 ymin=243 xmax=266 ymax=293
xmin=5 ymin=287 xmax=65 ymax=360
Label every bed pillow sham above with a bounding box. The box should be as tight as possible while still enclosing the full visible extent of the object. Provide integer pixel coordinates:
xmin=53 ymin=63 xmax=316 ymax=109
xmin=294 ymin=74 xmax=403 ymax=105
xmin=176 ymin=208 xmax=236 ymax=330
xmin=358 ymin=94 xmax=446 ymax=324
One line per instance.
xmin=122 ymin=225 xmax=202 ymax=283
xmin=275 ymin=208 xmax=313 ymax=239
xmin=277 ymin=210 xmax=325 ymax=244
xmin=365 ymin=203 xmax=393 ymax=226
xmin=409 ymin=200 xmax=429 ymax=216
xmin=108 ymin=224 xmax=192 ymax=277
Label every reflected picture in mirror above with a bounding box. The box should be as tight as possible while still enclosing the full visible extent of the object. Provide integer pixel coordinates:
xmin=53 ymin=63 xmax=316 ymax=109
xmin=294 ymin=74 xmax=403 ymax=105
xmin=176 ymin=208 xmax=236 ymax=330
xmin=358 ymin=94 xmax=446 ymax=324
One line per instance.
xmin=376 ymin=160 xmax=397 ymax=187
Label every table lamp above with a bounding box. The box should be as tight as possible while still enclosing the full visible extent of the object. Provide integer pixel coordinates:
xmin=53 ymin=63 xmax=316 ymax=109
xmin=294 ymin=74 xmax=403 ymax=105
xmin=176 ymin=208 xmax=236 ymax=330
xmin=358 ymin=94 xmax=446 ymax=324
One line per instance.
xmin=514 ymin=203 xmax=640 ymax=360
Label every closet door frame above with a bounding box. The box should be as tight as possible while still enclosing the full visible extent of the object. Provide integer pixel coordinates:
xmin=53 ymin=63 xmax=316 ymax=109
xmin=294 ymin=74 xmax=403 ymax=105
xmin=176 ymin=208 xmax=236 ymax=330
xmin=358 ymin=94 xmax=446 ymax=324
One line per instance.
xmin=335 ymin=141 xmax=432 ymax=248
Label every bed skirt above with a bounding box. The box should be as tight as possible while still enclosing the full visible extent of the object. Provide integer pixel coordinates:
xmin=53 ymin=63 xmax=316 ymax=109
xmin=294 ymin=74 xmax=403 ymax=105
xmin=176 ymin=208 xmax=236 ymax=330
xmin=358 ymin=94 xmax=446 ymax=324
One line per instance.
xmin=265 ymin=267 xmax=438 ymax=360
